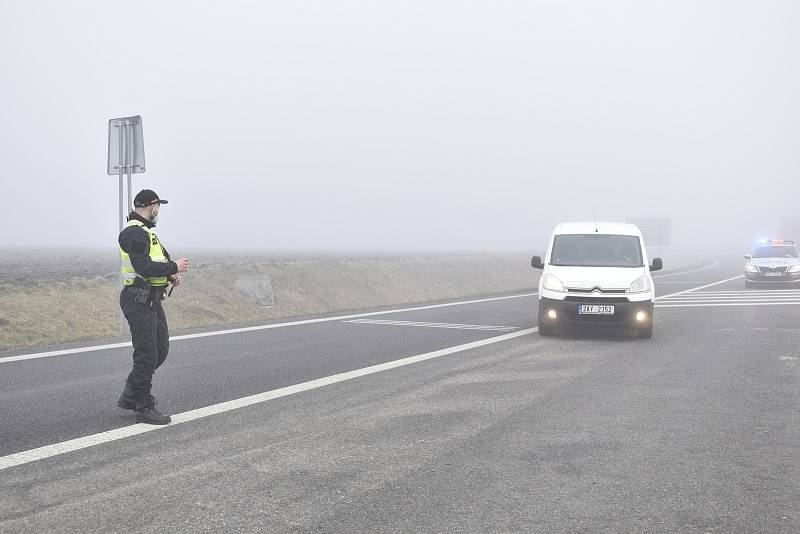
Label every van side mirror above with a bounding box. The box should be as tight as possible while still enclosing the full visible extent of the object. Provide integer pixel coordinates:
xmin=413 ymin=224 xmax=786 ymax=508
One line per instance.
xmin=744 ymin=255 xmax=752 ymax=260
xmin=650 ymin=258 xmax=663 ymax=272
xmin=531 ymin=256 xmax=544 ymax=269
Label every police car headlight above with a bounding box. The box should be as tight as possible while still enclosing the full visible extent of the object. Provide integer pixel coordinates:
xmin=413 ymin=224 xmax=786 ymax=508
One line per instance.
xmin=745 ymin=265 xmax=759 ymax=273
xmin=627 ymin=275 xmax=650 ymax=293
xmin=788 ymin=265 xmax=800 ymax=273
xmin=542 ymin=273 xmax=564 ymax=292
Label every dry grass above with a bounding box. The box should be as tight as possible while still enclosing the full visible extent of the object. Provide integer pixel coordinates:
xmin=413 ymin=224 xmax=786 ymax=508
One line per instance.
xmin=0 ymin=254 xmax=537 ymax=350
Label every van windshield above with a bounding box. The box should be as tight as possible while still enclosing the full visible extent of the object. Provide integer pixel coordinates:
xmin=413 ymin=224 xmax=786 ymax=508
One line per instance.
xmin=550 ymin=234 xmax=644 ymax=267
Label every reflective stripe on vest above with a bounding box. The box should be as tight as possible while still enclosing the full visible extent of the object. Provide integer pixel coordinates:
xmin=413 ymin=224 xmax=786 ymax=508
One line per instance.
xmin=119 ymin=219 xmax=169 ymax=286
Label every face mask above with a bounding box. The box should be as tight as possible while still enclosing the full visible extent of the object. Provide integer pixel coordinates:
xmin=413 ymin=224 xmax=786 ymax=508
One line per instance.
xmin=151 ymin=208 xmax=160 ymax=224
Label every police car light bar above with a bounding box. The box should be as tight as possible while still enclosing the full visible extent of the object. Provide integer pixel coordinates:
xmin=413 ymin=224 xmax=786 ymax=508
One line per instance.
xmin=760 ymin=239 xmax=795 ymax=245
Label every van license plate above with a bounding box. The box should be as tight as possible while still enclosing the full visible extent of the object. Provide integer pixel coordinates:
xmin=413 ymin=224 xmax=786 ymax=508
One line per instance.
xmin=578 ymin=304 xmax=615 ymax=315
xmin=764 ymin=272 xmax=783 ymax=277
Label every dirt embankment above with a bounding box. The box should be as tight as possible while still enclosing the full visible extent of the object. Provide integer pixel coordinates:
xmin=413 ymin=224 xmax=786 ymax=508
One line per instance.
xmin=0 ymin=251 xmax=538 ymax=351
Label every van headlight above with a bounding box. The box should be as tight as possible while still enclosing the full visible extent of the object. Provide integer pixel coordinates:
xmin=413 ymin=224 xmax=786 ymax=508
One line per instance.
xmin=788 ymin=265 xmax=800 ymax=273
xmin=745 ymin=265 xmax=759 ymax=273
xmin=542 ymin=273 xmax=564 ymax=292
xmin=627 ymin=275 xmax=650 ymax=293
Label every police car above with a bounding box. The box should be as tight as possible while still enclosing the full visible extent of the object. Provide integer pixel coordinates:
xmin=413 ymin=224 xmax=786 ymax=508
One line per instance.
xmin=744 ymin=239 xmax=800 ymax=288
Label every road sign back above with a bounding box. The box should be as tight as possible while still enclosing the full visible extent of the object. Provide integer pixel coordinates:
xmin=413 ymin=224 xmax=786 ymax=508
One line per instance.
xmin=107 ymin=116 xmax=145 ymax=175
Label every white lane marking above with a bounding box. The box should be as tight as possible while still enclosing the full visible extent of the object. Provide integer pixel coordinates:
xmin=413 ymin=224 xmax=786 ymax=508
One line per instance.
xmin=0 ymin=341 xmax=133 ymax=364
xmin=346 ymin=318 xmax=517 ymax=329
xmin=659 ymin=301 xmax=800 ymax=306
xmin=690 ymin=288 xmax=800 ymax=293
xmin=657 ymin=281 xmax=800 ymax=308
xmin=676 ymin=295 xmax=800 ymax=302
xmin=0 ymin=327 xmax=538 ymax=471
xmin=661 ymin=296 xmax=800 ymax=301
xmin=657 ymin=302 xmax=800 ymax=308
xmin=343 ymin=318 xmax=518 ymax=332
xmin=692 ymin=291 xmax=800 ymax=297
xmin=0 ymin=292 xmax=538 ymax=364
xmin=652 ymin=259 xmax=720 ymax=279
xmin=653 ymin=275 xmax=743 ymax=301
xmin=672 ymin=289 xmax=800 ymax=294
xmin=345 ymin=319 xmax=514 ymax=331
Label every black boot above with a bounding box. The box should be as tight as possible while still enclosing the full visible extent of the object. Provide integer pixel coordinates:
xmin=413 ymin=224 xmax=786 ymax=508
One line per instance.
xmin=135 ymin=395 xmax=171 ymax=425
xmin=117 ymin=383 xmax=137 ymax=410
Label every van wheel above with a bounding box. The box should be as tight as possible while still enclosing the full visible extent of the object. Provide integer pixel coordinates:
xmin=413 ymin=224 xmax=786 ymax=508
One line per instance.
xmin=637 ymin=325 xmax=653 ymax=339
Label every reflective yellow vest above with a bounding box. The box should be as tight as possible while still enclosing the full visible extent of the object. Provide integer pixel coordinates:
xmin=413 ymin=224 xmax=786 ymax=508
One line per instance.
xmin=119 ymin=219 xmax=170 ymax=287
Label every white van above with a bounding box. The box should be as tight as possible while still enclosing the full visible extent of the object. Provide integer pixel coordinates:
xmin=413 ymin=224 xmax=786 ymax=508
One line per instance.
xmin=531 ymin=222 xmax=662 ymax=338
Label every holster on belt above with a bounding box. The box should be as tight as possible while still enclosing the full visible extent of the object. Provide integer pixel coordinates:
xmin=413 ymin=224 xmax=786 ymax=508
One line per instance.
xmin=130 ymin=278 xmax=165 ymax=309
xmin=146 ymin=286 xmax=167 ymax=310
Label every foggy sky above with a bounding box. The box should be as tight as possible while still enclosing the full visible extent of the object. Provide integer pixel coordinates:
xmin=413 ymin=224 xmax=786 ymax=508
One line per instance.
xmin=1 ymin=1 xmax=798 ymax=253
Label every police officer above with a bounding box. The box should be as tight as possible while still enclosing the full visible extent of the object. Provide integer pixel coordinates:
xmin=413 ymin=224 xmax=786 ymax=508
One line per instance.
xmin=117 ymin=189 xmax=189 ymax=424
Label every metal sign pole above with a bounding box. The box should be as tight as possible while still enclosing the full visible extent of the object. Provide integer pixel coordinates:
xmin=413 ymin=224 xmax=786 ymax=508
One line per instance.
xmin=108 ymin=115 xmax=146 ymax=338
xmin=118 ymin=123 xmax=126 ymax=336
xmin=126 ymin=122 xmax=133 ymax=213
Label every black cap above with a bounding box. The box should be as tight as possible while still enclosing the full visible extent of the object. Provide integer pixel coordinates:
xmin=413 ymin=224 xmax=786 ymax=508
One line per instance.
xmin=133 ymin=189 xmax=169 ymax=208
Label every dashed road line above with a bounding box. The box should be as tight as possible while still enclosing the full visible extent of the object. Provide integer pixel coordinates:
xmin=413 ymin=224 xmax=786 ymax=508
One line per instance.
xmin=343 ymin=318 xmax=518 ymax=332
xmin=0 ymin=292 xmax=538 ymax=364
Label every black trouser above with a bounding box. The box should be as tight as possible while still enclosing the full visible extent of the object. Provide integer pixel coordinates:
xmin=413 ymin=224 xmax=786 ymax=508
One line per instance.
xmin=120 ymin=286 xmax=169 ymax=400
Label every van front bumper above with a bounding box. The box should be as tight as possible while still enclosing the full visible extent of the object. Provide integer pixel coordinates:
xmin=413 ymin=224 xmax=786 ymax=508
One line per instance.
xmin=539 ymin=297 xmax=654 ymax=329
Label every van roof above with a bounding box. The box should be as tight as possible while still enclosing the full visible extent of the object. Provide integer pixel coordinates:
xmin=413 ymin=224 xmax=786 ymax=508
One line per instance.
xmin=553 ymin=221 xmax=643 ymax=237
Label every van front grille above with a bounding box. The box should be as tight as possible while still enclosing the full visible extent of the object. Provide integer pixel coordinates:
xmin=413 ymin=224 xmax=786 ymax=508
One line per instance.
xmin=565 ymin=287 xmax=627 ymax=294
xmin=564 ymin=296 xmax=629 ymax=303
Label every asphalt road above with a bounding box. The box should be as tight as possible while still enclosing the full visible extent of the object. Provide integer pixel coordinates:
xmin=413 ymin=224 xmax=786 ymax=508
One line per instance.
xmin=1 ymin=258 xmax=798 ymax=533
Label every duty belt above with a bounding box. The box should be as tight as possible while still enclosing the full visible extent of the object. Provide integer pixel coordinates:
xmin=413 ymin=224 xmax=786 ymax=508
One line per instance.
xmin=131 ymin=277 xmax=168 ymax=289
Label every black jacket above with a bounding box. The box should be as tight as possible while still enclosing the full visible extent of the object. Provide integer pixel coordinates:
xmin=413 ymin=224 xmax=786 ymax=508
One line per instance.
xmin=118 ymin=211 xmax=178 ymax=279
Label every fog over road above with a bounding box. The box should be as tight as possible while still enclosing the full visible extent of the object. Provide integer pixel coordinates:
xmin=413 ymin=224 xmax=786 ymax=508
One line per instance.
xmin=1 ymin=257 xmax=798 ymax=532
xmin=2 ymin=2 xmax=799 ymax=531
